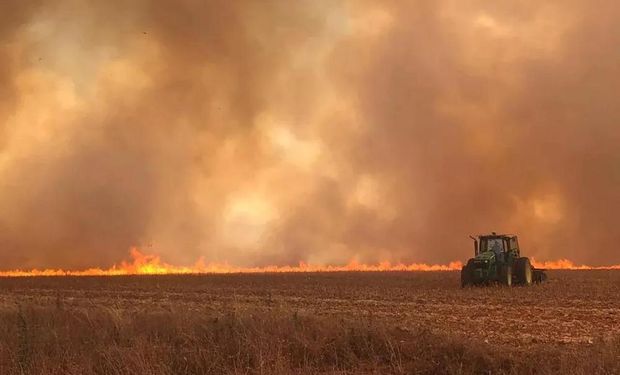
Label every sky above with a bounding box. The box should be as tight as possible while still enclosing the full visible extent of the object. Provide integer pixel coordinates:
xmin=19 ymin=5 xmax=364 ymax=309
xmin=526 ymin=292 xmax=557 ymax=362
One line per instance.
xmin=0 ymin=0 xmax=618 ymax=269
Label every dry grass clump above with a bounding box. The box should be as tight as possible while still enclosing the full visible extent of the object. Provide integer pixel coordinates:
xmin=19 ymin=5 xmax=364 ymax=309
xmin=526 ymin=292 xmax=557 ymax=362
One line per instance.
xmin=0 ymin=304 xmax=618 ymax=374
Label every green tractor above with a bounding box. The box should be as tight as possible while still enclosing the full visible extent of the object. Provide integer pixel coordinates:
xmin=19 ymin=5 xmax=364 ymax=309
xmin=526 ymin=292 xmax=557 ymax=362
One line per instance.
xmin=461 ymin=233 xmax=547 ymax=287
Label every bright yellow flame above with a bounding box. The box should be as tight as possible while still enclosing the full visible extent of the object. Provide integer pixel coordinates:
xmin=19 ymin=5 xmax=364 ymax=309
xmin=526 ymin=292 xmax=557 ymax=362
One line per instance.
xmin=0 ymin=248 xmax=463 ymax=277
xmin=531 ymin=259 xmax=620 ymax=270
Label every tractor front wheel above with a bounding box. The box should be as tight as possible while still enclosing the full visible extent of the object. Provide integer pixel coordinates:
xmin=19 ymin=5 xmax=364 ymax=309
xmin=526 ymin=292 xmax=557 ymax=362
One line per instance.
xmin=515 ymin=257 xmax=533 ymax=286
xmin=461 ymin=265 xmax=472 ymax=287
xmin=500 ymin=265 xmax=512 ymax=287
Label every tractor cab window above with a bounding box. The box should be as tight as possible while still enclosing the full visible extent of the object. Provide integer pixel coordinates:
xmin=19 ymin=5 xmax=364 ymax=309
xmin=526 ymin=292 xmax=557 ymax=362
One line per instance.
xmin=481 ymin=238 xmax=505 ymax=253
xmin=509 ymin=237 xmax=518 ymax=251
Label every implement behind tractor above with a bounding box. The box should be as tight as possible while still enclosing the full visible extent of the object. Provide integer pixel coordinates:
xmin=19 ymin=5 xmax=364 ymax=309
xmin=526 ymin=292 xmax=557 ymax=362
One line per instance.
xmin=461 ymin=233 xmax=547 ymax=287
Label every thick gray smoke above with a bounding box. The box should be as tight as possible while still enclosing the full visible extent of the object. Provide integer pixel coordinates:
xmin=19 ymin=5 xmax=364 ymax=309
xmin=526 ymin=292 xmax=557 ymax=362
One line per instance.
xmin=0 ymin=0 xmax=618 ymax=269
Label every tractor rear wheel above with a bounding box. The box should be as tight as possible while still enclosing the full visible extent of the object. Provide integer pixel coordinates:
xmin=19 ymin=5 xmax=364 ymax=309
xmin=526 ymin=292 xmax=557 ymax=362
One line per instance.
xmin=515 ymin=257 xmax=533 ymax=286
xmin=461 ymin=265 xmax=472 ymax=287
xmin=500 ymin=265 xmax=512 ymax=286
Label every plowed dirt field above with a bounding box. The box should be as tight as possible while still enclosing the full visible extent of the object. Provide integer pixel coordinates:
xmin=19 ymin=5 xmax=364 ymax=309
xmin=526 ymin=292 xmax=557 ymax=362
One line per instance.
xmin=1 ymin=270 xmax=618 ymax=347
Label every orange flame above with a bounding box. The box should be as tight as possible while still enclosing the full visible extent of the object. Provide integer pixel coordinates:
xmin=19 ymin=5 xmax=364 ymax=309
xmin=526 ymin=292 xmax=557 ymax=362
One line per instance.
xmin=531 ymin=258 xmax=620 ymax=270
xmin=0 ymin=248 xmax=462 ymax=277
xmin=1 ymin=249 xmax=619 ymax=277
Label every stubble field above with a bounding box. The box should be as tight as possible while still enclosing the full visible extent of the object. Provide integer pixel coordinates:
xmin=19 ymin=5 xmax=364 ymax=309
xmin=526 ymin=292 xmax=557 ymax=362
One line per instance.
xmin=0 ymin=271 xmax=619 ymax=374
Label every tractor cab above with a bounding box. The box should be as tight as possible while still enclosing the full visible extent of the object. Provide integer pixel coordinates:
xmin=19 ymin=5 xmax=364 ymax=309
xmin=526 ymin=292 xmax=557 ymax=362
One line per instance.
xmin=472 ymin=233 xmax=520 ymax=264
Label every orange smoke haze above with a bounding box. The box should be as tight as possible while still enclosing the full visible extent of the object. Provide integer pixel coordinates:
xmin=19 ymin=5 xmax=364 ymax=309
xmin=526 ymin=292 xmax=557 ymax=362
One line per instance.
xmin=0 ymin=1 xmax=619 ymax=270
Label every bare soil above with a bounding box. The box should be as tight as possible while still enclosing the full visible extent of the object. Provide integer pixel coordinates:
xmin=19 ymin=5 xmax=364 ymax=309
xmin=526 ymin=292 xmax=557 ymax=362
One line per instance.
xmin=0 ymin=270 xmax=618 ymax=374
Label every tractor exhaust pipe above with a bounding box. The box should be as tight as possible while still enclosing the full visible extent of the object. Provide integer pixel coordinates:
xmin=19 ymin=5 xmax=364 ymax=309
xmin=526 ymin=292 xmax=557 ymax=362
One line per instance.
xmin=469 ymin=235 xmax=478 ymax=256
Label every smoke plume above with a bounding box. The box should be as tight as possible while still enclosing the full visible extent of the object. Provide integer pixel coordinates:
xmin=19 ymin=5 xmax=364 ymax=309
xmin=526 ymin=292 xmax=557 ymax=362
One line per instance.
xmin=0 ymin=0 xmax=618 ymax=269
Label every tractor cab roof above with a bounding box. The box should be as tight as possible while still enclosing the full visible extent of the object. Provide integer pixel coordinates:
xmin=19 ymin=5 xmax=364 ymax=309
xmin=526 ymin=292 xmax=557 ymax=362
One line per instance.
xmin=477 ymin=232 xmax=516 ymax=239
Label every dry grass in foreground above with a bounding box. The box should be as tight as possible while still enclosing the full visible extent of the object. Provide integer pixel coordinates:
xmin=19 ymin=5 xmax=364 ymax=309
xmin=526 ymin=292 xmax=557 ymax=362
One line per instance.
xmin=0 ymin=304 xmax=618 ymax=375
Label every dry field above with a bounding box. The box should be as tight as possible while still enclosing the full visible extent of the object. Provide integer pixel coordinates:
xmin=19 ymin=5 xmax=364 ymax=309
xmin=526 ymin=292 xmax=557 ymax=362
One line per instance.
xmin=0 ymin=270 xmax=619 ymax=374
